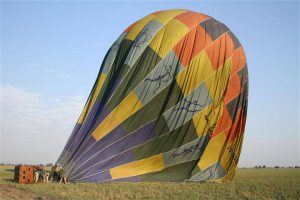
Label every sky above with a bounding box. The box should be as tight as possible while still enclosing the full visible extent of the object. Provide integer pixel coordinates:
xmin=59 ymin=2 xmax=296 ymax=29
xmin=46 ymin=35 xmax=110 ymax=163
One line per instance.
xmin=1 ymin=1 xmax=299 ymax=167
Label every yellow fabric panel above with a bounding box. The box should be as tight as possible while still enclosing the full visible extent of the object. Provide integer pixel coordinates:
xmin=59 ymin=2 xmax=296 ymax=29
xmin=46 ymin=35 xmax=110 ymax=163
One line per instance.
xmin=147 ymin=26 xmax=165 ymax=54
xmin=193 ymin=102 xmax=224 ymax=137
xmin=216 ymin=168 xmax=236 ymax=183
xmin=149 ymin=19 xmax=189 ymax=58
xmin=204 ymin=58 xmax=232 ymax=102
xmin=125 ymin=14 xmax=155 ymax=41
xmin=220 ymin=144 xmax=234 ymax=172
xmin=78 ymin=73 xmax=107 ymax=124
xmin=176 ymin=51 xmax=215 ymax=97
xmin=92 ymin=92 xmax=143 ymax=141
xmin=217 ymin=144 xmax=236 ymax=182
xmin=198 ymin=131 xmax=227 ymax=170
xmin=110 ymin=154 xmax=165 ymax=179
xmin=217 ymin=133 xmax=244 ymax=182
xmin=153 ymin=9 xmax=187 ymax=24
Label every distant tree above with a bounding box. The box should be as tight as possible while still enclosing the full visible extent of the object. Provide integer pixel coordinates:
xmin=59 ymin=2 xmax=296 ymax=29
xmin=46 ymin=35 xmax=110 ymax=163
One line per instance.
xmin=274 ymin=166 xmax=280 ymax=168
xmin=295 ymin=166 xmax=300 ymax=168
xmin=263 ymin=165 xmax=266 ymax=168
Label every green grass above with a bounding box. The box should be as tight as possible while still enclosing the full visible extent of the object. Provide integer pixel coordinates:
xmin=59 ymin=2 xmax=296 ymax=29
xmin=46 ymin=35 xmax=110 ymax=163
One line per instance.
xmin=1 ymin=165 xmax=299 ymax=200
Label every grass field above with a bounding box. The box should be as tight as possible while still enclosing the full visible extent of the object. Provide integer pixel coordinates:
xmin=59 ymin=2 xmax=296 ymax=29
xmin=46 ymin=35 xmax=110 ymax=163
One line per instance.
xmin=0 ymin=165 xmax=299 ymax=200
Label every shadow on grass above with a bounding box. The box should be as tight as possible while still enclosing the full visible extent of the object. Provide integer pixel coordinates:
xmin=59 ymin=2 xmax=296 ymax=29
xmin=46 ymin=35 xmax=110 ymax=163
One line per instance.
xmin=5 ymin=169 xmax=15 ymax=172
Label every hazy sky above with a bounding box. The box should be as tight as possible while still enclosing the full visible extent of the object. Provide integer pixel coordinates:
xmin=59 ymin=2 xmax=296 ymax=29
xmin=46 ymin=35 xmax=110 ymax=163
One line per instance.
xmin=1 ymin=1 xmax=299 ymax=167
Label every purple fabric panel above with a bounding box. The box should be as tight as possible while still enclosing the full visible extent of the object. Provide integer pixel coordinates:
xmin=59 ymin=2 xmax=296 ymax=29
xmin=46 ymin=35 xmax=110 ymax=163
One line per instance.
xmin=62 ymin=124 xmax=89 ymax=164
xmin=64 ymin=83 xmax=111 ymax=157
xmin=86 ymin=76 xmax=122 ymax=133
xmin=64 ymin=137 xmax=97 ymax=177
xmin=70 ymin=149 xmax=135 ymax=180
xmin=57 ymin=123 xmax=82 ymax=165
xmin=69 ymin=122 xmax=157 ymax=177
xmin=64 ymin=77 xmax=119 ymax=157
xmin=65 ymin=123 xmax=82 ymax=152
xmin=72 ymin=170 xmax=112 ymax=182
xmin=57 ymin=149 xmax=66 ymax=164
xmin=67 ymin=125 xmax=127 ymax=174
xmin=89 ymin=107 xmax=111 ymax=133
xmin=71 ymin=171 xmax=140 ymax=183
xmin=60 ymin=106 xmax=110 ymax=167
xmin=61 ymin=78 xmax=123 ymax=170
xmin=87 ymin=75 xmax=123 ymax=134
xmin=86 ymin=77 xmax=123 ymax=134
xmin=60 ymin=111 xmax=109 ymax=169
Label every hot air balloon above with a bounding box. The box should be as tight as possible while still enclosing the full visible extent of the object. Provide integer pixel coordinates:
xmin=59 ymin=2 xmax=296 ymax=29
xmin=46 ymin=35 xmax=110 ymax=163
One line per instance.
xmin=57 ymin=9 xmax=248 ymax=182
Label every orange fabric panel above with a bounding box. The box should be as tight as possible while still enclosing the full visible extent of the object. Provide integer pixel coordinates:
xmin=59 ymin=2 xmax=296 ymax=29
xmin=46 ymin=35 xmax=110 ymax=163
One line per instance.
xmin=173 ymin=27 xmax=197 ymax=67
xmin=175 ymin=11 xmax=210 ymax=29
xmin=211 ymin=107 xmax=232 ymax=138
xmin=227 ymin=108 xmax=244 ymax=143
xmin=205 ymin=34 xmax=227 ymax=69
xmin=224 ymin=73 xmax=242 ymax=104
xmin=191 ymin=25 xmax=213 ymax=60
xmin=231 ymin=47 xmax=246 ymax=75
xmin=224 ymin=34 xmax=235 ymax=60
xmin=151 ymin=10 xmax=164 ymax=15
xmin=173 ymin=25 xmax=212 ymax=67
xmin=204 ymin=33 xmax=235 ymax=70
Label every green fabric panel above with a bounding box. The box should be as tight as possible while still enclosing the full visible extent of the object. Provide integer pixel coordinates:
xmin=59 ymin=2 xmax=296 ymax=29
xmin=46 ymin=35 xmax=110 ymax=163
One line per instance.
xmin=133 ymin=119 xmax=198 ymax=160
xmin=163 ymin=83 xmax=212 ymax=131
xmin=190 ymin=164 xmax=201 ymax=177
xmin=124 ymin=20 xmax=164 ymax=68
xmin=107 ymin=46 xmax=162 ymax=110
xmin=162 ymin=136 xmax=209 ymax=168
xmin=122 ymin=82 xmax=184 ymax=133
xmin=96 ymin=39 xmax=133 ymax=106
xmin=139 ymin=160 xmax=198 ymax=181
xmin=189 ymin=162 xmax=226 ymax=181
xmin=133 ymin=51 xmax=183 ymax=105
xmin=102 ymin=32 xmax=128 ymax=74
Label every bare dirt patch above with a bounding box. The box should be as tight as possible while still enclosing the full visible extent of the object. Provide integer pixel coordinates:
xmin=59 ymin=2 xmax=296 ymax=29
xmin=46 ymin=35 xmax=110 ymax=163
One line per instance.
xmin=0 ymin=184 xmax=50 ymax=200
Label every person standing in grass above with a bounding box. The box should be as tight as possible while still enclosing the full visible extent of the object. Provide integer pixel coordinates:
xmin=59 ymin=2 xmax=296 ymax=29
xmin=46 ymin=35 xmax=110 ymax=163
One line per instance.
xmin=59 ymin=168 xmax=68 ymax=184
xmin=49 ymin=164 xmax=58 ymax=182
xmin=34 ymin=165 xmax=44 ymax=183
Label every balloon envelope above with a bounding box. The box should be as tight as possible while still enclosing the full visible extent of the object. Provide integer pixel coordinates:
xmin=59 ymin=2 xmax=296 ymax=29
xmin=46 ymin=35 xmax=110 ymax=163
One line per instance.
xmin=57 ymin=9 xmax=248 ymax=182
